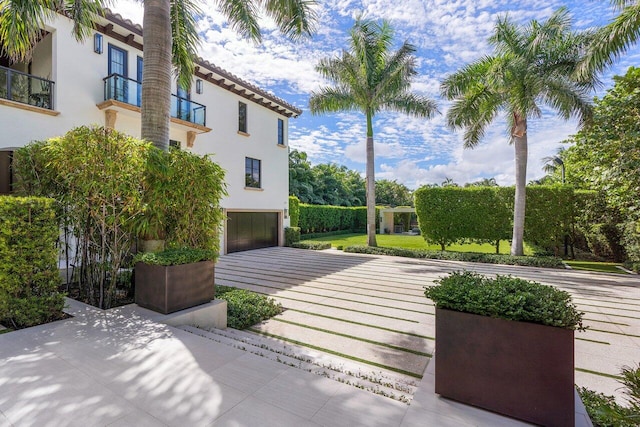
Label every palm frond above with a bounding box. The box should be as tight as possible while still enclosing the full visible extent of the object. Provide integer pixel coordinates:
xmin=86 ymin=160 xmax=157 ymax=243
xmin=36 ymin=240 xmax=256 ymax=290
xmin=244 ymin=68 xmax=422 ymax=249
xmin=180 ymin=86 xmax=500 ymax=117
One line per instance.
xmin=262 ymin=0 xmax=317 ymax=41
xmin=171 ymin=0 xmax=202 ymax=90
xmin=308 ymin=87 xmax=358 ymax=114
xmin=214 ymin=0 xmax=261 ymax=42
xmin=382 ymin=93 xmax=439 ymax=118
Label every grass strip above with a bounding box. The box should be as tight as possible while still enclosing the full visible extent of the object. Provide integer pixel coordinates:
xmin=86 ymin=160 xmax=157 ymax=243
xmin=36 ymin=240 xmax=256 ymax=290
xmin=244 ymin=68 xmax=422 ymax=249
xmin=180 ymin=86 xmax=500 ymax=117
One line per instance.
xmin=288 ymin=308 xmax=435 ymax=340
xmin=583 ymin=318 xmax=629 ymax=326
xmin=589 ymin=328 xmax=640 ymax=339
xmin=575 ymin=367 xmax=623 ymax=380
xmin=581 ymin=310 xmax=640 ymax=321
xmin=247 ymin=328 xmax=425 ymax=379
xmin=248 ymin=293 xmax=425 ymax=323
xmin=271 ymin=317 xmax=433 ymax=357
xmin=576 ymin=337 xmax=610 ymax=345
xmin=220 ymin=278 xmax=429 ymax=315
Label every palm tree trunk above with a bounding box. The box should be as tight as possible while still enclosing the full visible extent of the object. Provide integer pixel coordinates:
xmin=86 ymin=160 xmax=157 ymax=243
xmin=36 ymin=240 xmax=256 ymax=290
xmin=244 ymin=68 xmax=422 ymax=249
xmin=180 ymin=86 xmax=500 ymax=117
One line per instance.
xmin=510 ymin=115 xmax=528 ymax=256
xmin=366 ymin=112 xmax=377 ymax=247
xmin=142 ymin=0 xmax=172 ymax=150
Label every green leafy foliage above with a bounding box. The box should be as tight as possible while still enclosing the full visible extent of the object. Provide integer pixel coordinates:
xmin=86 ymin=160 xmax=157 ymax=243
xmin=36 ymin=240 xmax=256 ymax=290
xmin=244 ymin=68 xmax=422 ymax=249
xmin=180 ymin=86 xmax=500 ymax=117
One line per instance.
xmin=289 ymin=196 xmax=300 ymax=228
xmin=298 ymin=204 xmax=378 ymax=234
xmin=376 ymin=179 xmax=413 ymax=207
xmin=291 ymin=241 xmax=332 ymax=250
xmin=0 ymin=197 xmax=65 ymax=329
xmin=284 ymin=227 xmax=301 ymax=247
xmin=425 ymin=271 xmax=584 ymax=330
xmin=216 ymin=285 xmax=283 ymax=330
xmin=343 ymin=245 xmax=564 ymax=268
xmin=578 ymin=363 xmax=640 ymax=427
xmin=134 ymin=247 xmax=216 ymax=266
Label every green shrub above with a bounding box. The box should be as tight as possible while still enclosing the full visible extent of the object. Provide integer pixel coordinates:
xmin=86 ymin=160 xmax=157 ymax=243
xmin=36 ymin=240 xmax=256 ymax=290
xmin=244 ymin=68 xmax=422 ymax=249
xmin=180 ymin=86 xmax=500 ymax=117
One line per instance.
xmin=298 ymin=204 xmax=379 ymax=234
xmin=291 ymin=241 xmax=332 ymax=250
xmin=284 ymin=227 xmax=301 ymax=246
xmin=300 ymin=230 xmax=355 ymax=240
xmin=578 ymin=363 xmax=640 ymax=427
xmin=216 ymin=285 xmax=283 ymax=329
xmin=0 ymin=196 xmax=65 ymax=329
xmin=343 ymin=245 xmax=565 ymax=268
xmin=424 ymin=271 xmax=584 ymax=330
xmin=134 ymin=247 xmax=216 ymax=266
xmin=289 ymin=196 xmax=300 ymax=228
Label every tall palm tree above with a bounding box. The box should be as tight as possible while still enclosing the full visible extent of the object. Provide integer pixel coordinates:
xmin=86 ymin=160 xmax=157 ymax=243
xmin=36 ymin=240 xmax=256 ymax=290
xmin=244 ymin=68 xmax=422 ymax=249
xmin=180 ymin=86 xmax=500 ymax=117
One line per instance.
xmin=0 ymin=0 xmax=316 ymax=150
xmin=309 ymin=19 xmax=438 ymax=247
xmin=441 ymin=7 xmax=595 ymax=256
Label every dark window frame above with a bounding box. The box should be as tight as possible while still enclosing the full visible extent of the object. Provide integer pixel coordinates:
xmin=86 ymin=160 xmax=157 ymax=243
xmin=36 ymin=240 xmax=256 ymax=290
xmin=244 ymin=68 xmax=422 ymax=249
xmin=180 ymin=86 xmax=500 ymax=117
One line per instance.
xmin=239 ymin=101 xmax=248 ymax=133
xmin=245 ymin=157 xmax=261 ymax=188
xmin=277 ymin=118 xmax=284 ymax=145
xmin=108 ymin=44 xmax=128 ymax=77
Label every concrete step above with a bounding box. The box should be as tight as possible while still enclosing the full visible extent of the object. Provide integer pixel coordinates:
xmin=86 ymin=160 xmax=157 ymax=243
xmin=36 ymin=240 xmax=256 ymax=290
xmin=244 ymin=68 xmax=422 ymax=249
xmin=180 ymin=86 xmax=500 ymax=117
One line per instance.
xmin=179 ymin=325 xmax=419 ymax=404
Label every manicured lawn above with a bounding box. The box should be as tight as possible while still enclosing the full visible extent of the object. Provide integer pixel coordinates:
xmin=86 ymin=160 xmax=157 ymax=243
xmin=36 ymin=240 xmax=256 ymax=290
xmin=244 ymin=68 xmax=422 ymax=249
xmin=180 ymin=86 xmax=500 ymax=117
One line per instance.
xmin=301 ymin=233 xmax=532 ymax=255
xmin=564 ymin=261 xmax=628 ymax=274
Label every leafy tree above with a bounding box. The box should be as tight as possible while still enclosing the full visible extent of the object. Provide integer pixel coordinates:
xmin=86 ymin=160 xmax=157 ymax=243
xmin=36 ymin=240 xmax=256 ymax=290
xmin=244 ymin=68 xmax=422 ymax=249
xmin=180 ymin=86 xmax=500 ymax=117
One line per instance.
xmin=309 ymin=18 xmax=438 ymax=247
xmin=441 ymin=178 xmax=459 ymax=187
xmin=562 ymin=66 xmax=640 ymax=260
xmin=465 ymin=177 xmax=499 ymax=187
xmin=289 ymin=149 xmax=316 ymax=203
xmin=0 ymin=0 xmax=316 ymax=150
xmin=376 ymin=179 xmax=413 ymax=206
xmin=441 ymin=8 xmax=595 ymax=256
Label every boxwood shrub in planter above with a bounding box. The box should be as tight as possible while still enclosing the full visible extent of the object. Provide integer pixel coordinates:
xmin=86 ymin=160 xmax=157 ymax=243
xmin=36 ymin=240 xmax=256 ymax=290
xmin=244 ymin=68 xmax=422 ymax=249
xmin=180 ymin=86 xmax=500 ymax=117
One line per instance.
xmin=134 ymin=248 xmax=217 ymax=314
xmin=425 ymin=271 xmax=584 ymax=427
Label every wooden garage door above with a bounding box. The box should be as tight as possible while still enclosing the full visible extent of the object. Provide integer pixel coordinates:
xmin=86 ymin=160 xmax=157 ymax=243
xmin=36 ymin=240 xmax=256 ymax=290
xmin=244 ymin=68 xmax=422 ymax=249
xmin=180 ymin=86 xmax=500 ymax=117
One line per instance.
xmin=227 ymin=212 xmax=279 ymax=253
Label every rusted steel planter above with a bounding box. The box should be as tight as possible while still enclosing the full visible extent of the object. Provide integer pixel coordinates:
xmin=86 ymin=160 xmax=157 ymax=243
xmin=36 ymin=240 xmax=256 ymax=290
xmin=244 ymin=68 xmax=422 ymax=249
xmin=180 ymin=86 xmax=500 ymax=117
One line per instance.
xmin=434 ymin=308 xmax=574 ymax=427
xmin=135 ymin=261 xmax=215 ymax=314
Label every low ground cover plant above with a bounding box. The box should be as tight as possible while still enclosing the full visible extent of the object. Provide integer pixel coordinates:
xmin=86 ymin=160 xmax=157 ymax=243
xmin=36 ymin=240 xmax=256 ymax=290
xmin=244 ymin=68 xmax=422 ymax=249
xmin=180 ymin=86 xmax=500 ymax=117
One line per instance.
xmin=425 ymin=271 xmax=584 ymax=330
xmin=344 ymin=245 xmax=564 ymax=268
xmin=578 ymin=364 xmax=640 ymax=426
xmin=216 ymin=285 xmax=283 ymax=329
xmin=291 ymin=241 xmax=332 ymax=250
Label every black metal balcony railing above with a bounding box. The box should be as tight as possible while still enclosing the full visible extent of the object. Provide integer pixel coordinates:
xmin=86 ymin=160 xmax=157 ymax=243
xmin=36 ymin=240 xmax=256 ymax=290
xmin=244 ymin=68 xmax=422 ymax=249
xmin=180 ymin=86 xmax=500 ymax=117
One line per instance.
xmin=103 ymin=74 xmax=206 ymax=127
xmin=0 ymin=65 xmax=54 ymax=110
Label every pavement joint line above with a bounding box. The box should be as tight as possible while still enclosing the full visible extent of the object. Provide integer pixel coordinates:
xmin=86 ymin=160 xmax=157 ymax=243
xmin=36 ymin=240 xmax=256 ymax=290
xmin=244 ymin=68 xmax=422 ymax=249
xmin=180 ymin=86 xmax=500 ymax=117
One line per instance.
xmin=588 ymin=328 xmax=640 ymax=339
xmin=574 ymin=298 xmax=640 ymax=308
xmin=219 ymin=278 xmax=430 ymax=314
xmin=576 ymin=302 xmax=640 ymax=313
xmin=218 ymin=275 xmax=432 ymax=307
xmin=580 ymin=310 xmax=640 ymax=321
xmin=576 ymin=337 xmax=611 ymax=345
xmin=287 ymin=308 xmax=436 ymax=340
xmin=583 ymin=318 xmax=629 ymax=326
xmin=269 ymin=317 xmax=433 ymax=357
xmin=575 ymin=367 xmax=623 ymax=380
xmin=247 ymin=328 xmax=426 ymax=379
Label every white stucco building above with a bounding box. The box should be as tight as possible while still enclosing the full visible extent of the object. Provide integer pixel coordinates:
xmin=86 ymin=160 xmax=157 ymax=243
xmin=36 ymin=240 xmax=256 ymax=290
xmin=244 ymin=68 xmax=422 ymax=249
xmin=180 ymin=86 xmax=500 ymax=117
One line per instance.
xmin=0 ymin=10 xmax=300 ymax=254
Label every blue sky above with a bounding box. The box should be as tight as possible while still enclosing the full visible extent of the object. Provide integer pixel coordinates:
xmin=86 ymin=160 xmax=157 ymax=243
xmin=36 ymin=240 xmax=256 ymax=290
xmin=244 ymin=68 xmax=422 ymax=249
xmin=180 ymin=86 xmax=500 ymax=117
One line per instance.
xmin=112 ymin=0 xmax=640 ymax=189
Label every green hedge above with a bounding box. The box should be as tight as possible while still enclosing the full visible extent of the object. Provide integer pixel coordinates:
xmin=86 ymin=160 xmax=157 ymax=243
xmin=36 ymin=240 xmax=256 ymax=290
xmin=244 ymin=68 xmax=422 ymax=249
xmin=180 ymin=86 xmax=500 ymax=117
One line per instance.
xmin=414 ymin=185 xmax=579 ymax=253
xmin=133 ymin=247 xmax=216 ymax=266
xmin=216 ymin=285 xmax=283 ymax=329
xmin=298 ymin=204 xmax=379 ymax=234
xmin=425 ymin=271 xmax=584 ymax=330
xmin=343 ymin=245 xmax=565 ymax=268
xmin=0 ymin=197 xmax=65 ymax=328
xmin=289 ymin=196 xmax=300 ymax=228
xmin=284 ymin=227 xmax=301 ymax=246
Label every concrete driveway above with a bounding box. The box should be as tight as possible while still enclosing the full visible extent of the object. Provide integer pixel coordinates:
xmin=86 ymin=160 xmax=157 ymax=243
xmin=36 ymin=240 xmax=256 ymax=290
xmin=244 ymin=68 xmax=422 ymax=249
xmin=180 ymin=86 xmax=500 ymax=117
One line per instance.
xmin=216 ymin=247 xmax=640 ymax=401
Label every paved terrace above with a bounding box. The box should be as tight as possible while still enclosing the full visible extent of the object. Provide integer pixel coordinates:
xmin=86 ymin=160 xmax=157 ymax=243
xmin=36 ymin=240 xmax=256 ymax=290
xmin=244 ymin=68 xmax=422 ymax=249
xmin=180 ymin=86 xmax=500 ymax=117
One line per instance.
xmin=0 ymin=247 xmax=637 ymax=425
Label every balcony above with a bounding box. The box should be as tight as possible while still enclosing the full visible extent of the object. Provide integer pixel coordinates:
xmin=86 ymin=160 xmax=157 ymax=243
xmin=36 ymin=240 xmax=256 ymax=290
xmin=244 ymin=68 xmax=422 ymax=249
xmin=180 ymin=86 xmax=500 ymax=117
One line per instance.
xmin=0 ymin=65 xmax=55 ymax=111
xmin=103 ymin=74 xmax=206 ymax=127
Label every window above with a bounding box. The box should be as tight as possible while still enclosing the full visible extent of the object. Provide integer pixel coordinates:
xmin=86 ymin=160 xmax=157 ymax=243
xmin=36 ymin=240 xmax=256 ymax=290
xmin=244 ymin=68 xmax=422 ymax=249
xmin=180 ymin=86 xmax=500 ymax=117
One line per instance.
xmin=0 ymin=150 xmax=14 ymax=195
xmin=136 ymin=56 xmax=143 ymax=105
xmin=277 ymin=118 xmax=284 ymax=145
xmin=176 ymin=85 xmax=191 ymax=121
xmin=238 ymin=102 xmax=247 ymax=133
xmin=169 ymin=140 xmax=181 ymax=149
xmin=108 ymin=45 xmax=128 ymax=102
xmin=245 ymin=157 xmax=261 ymax=188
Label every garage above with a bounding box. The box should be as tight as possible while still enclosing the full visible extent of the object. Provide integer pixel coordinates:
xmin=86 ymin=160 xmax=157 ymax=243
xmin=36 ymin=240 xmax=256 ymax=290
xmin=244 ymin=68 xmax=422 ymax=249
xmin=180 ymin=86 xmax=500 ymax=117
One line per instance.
xmin=226 ymin=211 xmax=279 ymax=253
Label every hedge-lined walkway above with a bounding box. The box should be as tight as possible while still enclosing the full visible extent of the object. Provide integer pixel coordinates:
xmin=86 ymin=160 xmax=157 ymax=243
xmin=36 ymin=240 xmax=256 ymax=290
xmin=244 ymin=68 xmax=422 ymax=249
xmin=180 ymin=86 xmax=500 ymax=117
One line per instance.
xmin=216 ymin=247 xmax=640 ymax=401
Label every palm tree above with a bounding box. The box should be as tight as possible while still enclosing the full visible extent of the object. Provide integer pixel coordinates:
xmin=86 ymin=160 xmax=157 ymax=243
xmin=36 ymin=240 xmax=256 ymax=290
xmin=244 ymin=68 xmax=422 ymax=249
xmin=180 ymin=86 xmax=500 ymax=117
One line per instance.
xmin=441 ymin=7 xmax=594 ymax=256
xmin=542 ymin=149 xmax=566 ymax=183
xmin=579 ymin=0 xmax=640 ymax=78
xmin=0 ymin=0 xmax=316 ymax=150
xmin=309 ymin=19 xmax=438 ymax=247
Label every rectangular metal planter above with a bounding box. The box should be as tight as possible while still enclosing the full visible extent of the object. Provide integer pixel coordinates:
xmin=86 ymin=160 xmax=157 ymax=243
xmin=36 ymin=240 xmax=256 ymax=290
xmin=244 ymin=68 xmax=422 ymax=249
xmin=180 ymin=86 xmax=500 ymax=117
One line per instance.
xmin=135 ymin=261 xmax=215 ymax=314
xmin=434 ymin=308 xmax=574 ymax=427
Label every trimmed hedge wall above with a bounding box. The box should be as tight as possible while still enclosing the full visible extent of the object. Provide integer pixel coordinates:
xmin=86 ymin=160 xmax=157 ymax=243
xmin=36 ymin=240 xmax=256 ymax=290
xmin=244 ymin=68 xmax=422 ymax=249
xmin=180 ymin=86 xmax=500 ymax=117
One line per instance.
xmin=284 ymin=227 xmax=301 ymax=246
xmin=0 ymin=197 xmax=65 ymax=328
xmin=415 ymin=185 xmax=582 ymax=253
xmin=289 ymin=196 xmax=300 ymax=228
xmin=298 ymin=204 xmax=379 ymax=234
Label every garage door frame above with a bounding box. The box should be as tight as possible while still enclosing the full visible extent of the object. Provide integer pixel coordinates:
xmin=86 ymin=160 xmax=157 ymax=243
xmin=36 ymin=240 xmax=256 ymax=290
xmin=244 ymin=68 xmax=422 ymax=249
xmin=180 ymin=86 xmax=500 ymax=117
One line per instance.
xmin=224 ymin=209 xmax=283 ymax=254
